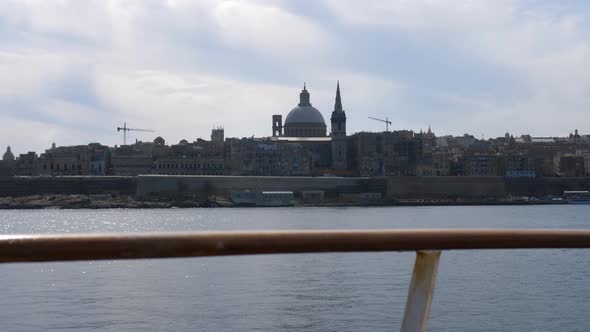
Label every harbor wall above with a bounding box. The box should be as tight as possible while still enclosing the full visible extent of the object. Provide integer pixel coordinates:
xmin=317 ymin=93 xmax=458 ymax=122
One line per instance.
xmin=1 ymin=175 xmax=589 ymax=199
xmin=384 ymin=176 xmax=507 ymax=199
xmin=135 ymin=175 xmax=382 ymax=197
xmin=0 ymin=176 xmax=136 ymax=197
xmin=505 ymin=177 xmax=590 ymax=197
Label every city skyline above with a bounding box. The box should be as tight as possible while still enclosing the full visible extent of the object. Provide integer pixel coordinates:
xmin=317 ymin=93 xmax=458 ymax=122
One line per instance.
xmin=1 ymin=1 xmax=589 ymax=153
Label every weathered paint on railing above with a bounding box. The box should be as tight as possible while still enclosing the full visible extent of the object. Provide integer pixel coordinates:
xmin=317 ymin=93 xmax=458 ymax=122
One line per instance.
xmin=2 ymin=229 xmax=590 ymax=263
xmin=3 ymin=229 xmax=590 ymax=331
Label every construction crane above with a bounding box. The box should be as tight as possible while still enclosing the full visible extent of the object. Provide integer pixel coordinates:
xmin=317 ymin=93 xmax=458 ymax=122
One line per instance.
xmin=116 ymin=122 xmax=155 ymax=145
xmin=368 ymin=116 xmax=392 ymax=132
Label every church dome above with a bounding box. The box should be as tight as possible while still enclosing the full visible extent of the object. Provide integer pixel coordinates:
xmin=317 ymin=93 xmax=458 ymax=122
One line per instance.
xmin=283 ymin=84 xmax=327 ymax=137
xmin=285 ymin=105 xmax=326 ymax=126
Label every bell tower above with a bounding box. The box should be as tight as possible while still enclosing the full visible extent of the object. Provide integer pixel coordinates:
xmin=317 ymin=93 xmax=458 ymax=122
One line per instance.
xmin=272 ymin=115 xmax=283 ymax=137
xmin=331 ymin=81 xmax=348 ymax=171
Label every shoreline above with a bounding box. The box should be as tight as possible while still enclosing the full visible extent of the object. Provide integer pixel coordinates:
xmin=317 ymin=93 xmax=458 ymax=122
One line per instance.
xmin=0 ymin=194 xmax=570 ymax=210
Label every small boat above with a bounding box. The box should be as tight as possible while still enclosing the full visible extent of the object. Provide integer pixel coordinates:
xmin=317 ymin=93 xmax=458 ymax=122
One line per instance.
xmin=564 ymin=191 xmax=590 ymax=204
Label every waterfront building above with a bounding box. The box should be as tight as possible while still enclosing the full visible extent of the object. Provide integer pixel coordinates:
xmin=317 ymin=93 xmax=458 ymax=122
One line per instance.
xmin=348 ymin=130 xmax=423 ymax=177
xmin=383 ymin=131 xmax=421 ymax=176
xmin=518 ymin=143 xmax=576 ymax=177
xmin=153 ymin=133 xmax=227 ymax=176
xmin=224 ymin=137 xmax=314 ymax=176
xmin=154 ymin=156 xmax=225 ymax=175
xmin=503 ymin=152 xmax=535 ymax=177
xmin=15 ymin=152 xmax=38 ymax=176
xmin=110 ymin=144 xmax=154 ymax=176
xmin=462 ymin=153 xmax=502 ymax=176
xmin=553 ymin=152 xmax=586 ymax=177
xmin=432 ymin=150 xmax=453 ymax=176
xmin=37 ymin=143 xmax=110 ymax=176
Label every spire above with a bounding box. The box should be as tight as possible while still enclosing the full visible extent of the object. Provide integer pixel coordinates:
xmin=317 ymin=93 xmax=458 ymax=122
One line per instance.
xmin=333 ymin=81 xmax=343 ymax=113
xmin=331 ymin=81 xmax=346 ymax=124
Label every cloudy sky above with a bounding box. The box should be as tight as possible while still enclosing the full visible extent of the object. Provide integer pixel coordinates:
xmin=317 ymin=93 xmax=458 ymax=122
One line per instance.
xmin=1 ymin=0 xmax=589 ymax=154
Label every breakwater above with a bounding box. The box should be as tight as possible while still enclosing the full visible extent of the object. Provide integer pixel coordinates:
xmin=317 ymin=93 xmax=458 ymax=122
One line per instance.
xmin=0 ymin=175 xmax=589 ymax=199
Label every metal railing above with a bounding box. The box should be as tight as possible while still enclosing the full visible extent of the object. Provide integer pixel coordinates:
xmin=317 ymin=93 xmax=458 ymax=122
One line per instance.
xmin=3 ymin=229 xmax=590 ymax=332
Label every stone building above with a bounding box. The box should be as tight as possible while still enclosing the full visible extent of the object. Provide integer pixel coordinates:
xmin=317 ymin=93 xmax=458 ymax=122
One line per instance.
xmin=553 ymin=153 xmax=586 ymax=177
xmin=152 ymin=135 xmax=227 ymax=176
xmin=348 ymin=130 xmax=423 ymax=177
xmin=15 ymin=152 xmax=38 ymax=176
xmin=383 ymin=131 xmax=421 ymax=176
xmin=515 ymin=142 xmax=575 ymax=177
xmin=462 ymin=153 xmax=502 ymax=176
xmin=37 ymin=143 xmax=110 ymax=176
xmin=503 ymin=152 xmax=535 ymax=177
xmin=432 ymin=150 xmax=453 ymax=176
xmin=154 ymin=156 xmax=225 ymax=175
xmin=110 ymin=143 xmax=154 ymax=176
xmin=224 ymin=137 xmax=314 ymax=176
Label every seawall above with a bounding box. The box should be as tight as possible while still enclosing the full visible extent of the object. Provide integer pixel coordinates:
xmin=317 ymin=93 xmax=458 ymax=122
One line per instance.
xmin=135 ymin=175 xmax=383 ymax=197
xmin=384 ymin=176 xmax=507 ymax=199
xmin=0 ymin=175 xmax=588 ymax=199
xmin=0 ymin=176 xmax=137 ymax=197
xmin=505 ymin=177 xmax=590 ymax=197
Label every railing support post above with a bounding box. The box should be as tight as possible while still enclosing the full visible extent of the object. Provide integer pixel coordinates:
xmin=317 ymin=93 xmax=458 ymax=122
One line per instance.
xmin=401 ymin=250 xmax=442 ymax=332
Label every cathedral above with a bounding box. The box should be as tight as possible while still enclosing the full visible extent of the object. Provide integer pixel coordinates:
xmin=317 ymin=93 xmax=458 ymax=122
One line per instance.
xmin=272 ymin=82 xmax=348 ymax=171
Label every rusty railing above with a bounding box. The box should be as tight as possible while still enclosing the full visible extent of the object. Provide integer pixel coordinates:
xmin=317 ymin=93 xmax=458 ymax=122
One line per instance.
xmin=3 ymin=229 xmax=590 ymax=332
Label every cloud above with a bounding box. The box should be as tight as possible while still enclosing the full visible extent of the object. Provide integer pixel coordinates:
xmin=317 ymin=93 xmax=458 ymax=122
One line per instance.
xmin=213 ymin=1 xmax=329 ymax=59
xmin=323 ymin=0 xmax=590 ymax=136
xmin=94 ymin=67 xmax=302 ymax=144
xmin=0 ymin=0 xmax=589 ymax=155
xmin=0 ymin=50 xmax=69 ymax=97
